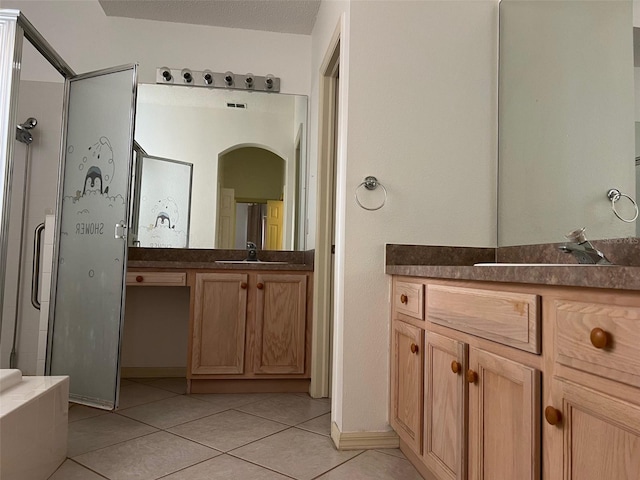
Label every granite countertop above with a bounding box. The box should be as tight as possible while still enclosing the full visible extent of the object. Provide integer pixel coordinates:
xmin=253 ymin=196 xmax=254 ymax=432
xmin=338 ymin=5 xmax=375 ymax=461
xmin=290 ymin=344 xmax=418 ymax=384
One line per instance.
xmin=127 ymin=247 xmax=314 ymax=272
xmin=386 ymin=244 xmax=640 ymax=291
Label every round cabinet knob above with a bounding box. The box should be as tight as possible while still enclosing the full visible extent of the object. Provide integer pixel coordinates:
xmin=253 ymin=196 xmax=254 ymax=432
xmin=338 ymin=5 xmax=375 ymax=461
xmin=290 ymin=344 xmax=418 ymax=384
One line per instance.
xmin=466 ymin=369 xmax=478 ymax=384
xmin=544 ymin=406 xmax=562 ymax=426
xmin=135 ymin=276 xmax=143 ymax=283
xmin=400 ymin=294 xmax=408 ymax=304
xmin=590 ymin=328 xmax=608 ymax=349
xmin=451 ymin=361 xmax=462 ymax=374
xmin=410 ymin=343 xmax=419 ymax=354
xmin=240 ymin=282 xmax=247 ymax=289
xmin=257 ymin=283 xmax=264 ymax=290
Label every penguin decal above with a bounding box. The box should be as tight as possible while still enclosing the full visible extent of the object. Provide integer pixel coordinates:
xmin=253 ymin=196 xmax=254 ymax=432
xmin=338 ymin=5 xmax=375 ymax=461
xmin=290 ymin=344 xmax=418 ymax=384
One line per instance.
xmin=83 ymin=166 xmax=108 ymax=195
xmin=154 ymin=212 xmax=174 ymax=229
xmin=81 ymin=136 xmax=114 ymax=196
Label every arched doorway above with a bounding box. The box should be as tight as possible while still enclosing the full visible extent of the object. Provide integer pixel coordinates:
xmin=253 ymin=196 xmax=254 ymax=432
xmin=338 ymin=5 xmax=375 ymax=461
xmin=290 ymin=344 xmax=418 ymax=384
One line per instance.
xmin=216 ymin=146 xmax=286 ymax=249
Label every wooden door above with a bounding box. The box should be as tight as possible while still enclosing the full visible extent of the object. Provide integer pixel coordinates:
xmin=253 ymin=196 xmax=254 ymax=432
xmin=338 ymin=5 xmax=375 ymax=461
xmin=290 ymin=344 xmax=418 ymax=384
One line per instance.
xmin=468 ymin=348 xmax=540 ymax=480
xmin=192 ymin=273 xmax=248 ymax=374
xmin=265 ymin=200 xmax=283 ymax=250
xmin=423 ymin=332 xmax=467 ymax=480
xmin=217 ymin=187 xmax=235 ymax=248
xmin=253 ymin=274 xmax=307 ymax=374
xmin=545 ymin=378 xmax=640 ymax=480
xmin=390 ymin=320 xmax=423 ymax=455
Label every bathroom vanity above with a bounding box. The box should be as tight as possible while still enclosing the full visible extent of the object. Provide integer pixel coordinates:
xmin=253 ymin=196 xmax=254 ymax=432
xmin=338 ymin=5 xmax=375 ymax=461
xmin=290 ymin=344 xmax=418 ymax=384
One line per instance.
xmin=126 ymin=248 xmax=313 ymax=394
xmin=387 ymin=260 xmax=640 ymax=480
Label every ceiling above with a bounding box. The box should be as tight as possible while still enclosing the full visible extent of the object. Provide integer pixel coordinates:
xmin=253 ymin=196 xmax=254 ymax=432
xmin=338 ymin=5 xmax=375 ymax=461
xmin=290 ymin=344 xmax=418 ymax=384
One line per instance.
xmin=98 ymin=0 xmax=321 ymax=35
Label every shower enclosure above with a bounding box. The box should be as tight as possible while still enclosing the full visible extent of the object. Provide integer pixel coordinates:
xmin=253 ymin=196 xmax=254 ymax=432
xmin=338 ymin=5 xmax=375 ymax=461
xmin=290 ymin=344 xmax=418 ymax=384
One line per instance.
xmin=0 ymin=9 xmax=138 ymax=409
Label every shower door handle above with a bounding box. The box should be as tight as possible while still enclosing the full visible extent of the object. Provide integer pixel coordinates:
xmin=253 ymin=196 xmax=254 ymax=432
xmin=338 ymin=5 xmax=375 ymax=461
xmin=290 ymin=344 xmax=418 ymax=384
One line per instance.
xmin=31 ymin=222 xmax=45 ymax=310
xmin=114 ymin=222 xmax=127 ymax=240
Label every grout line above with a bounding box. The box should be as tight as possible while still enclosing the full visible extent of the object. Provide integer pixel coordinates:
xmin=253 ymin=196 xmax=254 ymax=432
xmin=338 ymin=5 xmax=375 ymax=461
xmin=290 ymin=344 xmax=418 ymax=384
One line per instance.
xmin=374 ymin=448 xmax=409 ymax=460
xmin=70 ymin=430 xmax=160 ymax=460
xmin=308 ymin=450 xmax=368 ymax=480
xmin=225 ymin=449 xmax=298 ymax=479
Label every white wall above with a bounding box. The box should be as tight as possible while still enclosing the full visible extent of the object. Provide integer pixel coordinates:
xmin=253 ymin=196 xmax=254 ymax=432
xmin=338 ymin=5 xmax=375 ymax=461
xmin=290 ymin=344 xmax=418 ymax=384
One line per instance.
xmin=330 ymin=0 xmax=498 ymax=434
xmin=5 ymin=0 xmax=311 ymax=94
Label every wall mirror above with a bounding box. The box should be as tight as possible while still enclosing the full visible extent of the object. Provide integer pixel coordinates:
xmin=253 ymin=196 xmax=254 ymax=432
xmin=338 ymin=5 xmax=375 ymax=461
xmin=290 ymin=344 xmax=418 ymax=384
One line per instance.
xmin=498 ymin=0 xmax=637 ymax=246
xmin=130 ymin=84 xmax=308 ymax=250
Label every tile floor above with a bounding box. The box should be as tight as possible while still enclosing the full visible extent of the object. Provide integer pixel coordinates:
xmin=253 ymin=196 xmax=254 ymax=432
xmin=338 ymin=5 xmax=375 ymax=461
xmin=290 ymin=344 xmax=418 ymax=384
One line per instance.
xmin=49 ymin=378 xmax=423 ymax=480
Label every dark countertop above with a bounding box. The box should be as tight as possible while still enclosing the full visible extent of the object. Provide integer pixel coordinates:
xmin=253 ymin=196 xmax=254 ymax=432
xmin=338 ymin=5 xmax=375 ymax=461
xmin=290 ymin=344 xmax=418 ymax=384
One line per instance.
xmin=127 ymin=247 xmax=314 ymax=272
xmin=386 ymin=264 xmax=640 ymax=291
xmin=385 ymin=244 xmax=640 ymax=291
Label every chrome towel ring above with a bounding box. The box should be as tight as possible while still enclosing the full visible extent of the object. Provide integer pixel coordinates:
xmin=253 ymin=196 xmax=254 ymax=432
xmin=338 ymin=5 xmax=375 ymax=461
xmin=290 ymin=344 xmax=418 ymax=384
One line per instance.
xmin=607 ymin=188 xmax=638 ymax=223
xmin=355 ymin=176 xmax=387 ymax=211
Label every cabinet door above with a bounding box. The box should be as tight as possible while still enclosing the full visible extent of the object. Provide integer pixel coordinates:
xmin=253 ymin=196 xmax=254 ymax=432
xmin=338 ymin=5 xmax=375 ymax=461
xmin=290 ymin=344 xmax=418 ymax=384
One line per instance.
xmin=423 ymin=332 xmax=467 ymax=480
xmin=253 ymin=274 xmax=307 ymax=374
xmin=545 ymin=378 xmax=640 ymax=480
xmin=192 ymin=273 xmax=248 ymax=374
xmin=390 ymin=320 xmax=423 ymax=454
xmin=468 ymin=348 xmax=540 ymax=480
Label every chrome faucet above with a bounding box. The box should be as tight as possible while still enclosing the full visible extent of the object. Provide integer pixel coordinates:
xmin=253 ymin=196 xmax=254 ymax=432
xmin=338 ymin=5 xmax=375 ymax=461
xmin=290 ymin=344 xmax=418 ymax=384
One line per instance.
xmin=558 ymin=227 xmax=612 ymax=265
xmin=246 ymin=241 xmax=258 ymax=261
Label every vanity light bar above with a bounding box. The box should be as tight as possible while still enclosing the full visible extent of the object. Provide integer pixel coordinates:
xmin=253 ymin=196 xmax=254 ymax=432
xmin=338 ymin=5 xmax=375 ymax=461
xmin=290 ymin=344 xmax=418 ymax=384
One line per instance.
xmin=156 ymin=67 xmax=280 ymax=92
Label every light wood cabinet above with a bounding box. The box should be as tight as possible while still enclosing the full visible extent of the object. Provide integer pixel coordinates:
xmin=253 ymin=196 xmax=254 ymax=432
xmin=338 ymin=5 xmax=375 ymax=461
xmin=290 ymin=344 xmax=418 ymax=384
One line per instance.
xmin=190 ymin=271 xmax=311 ymax=387
xmin=423 ymin=331 xmax=467 ymax=480
xmin=467 ymin=348 xmax=540 ymax=480
xmin=192 ymin=273 xmax=248 ymax=374
xmin=391 ymin=276 xmax=640 ymax=480
xmin=390 ymin=319 xmax=423 ymax=455
xmin=253 ymin=274 xmax=307 ymax=375
xmin=545 ymin=378 xmax=640 ymax=480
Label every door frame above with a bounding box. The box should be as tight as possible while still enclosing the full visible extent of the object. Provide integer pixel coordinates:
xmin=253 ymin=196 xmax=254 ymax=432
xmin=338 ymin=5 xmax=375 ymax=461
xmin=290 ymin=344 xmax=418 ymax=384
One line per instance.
xmin=310 ymin=20 xmax=342 ymax=398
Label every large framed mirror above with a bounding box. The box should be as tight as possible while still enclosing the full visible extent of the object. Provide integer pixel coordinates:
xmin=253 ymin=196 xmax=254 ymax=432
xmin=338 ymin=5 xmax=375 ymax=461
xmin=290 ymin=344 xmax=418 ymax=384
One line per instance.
xmin=498 ymin=0 xmax=637 ymax=246
xmin=130 ymin=84 xmax=308 ymax=250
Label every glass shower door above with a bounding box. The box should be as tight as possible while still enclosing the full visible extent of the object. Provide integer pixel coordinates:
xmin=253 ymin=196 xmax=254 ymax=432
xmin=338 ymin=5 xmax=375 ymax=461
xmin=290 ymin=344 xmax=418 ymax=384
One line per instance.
xmin=48 ymin=65 xmax=137 ymax=409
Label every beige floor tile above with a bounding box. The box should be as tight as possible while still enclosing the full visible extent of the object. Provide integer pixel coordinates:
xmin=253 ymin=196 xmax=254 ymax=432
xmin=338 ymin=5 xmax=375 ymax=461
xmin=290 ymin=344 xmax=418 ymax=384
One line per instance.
xmin=47 ymin=459 xmax=106 ymax=479
xmin=168 ymin=409 xmax=288 ymax=452
xmin=162 ymin=454 xmax=291 ymax=480
xmin=67 ymin=413 xmax=157 ymax=457
xmin=73 ymin=431 xmax=219 ymax=480
xmin=315 ymin=450 xmax=423 ymax=479
xmin=117 ymin=395 xmax=222 ymax=429
xmin=296 ymin=413 xmax=331 ymax=437
xmin=236 ymin=393 xmax=331 ymax=426
xmin=230 ymin=428 xmax=360 ymax=480
xmin=117 ymin=382 xmax=178 ymax=409
xmin=68 ymin=404 xmax=108 ymax=423
xmin=190 ymin=392 xmax=276 ymax=410
xmin=375 ymin=448 xmax=407 ymax=459
xmin=142 ymin=377 xmax=187 ymax=394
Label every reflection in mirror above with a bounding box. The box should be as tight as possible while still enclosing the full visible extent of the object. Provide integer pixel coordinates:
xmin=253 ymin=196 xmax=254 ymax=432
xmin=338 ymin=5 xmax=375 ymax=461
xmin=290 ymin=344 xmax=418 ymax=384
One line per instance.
xmin=132 ymin=84 xmax=308 ymax=250
xmin=498 ymin=0 xmax=636 ymax=246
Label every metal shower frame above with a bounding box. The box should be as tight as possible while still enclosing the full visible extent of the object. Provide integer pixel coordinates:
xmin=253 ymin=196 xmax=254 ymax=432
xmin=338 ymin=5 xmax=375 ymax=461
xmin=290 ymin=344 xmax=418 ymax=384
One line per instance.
xmin=0 ymin=9 xmax=75 ymax=329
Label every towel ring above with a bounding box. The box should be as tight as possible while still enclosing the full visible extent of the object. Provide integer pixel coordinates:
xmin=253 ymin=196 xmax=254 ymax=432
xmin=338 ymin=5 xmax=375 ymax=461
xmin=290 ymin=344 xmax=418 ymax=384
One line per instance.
xmin=607 ymin=188 xmax=639 ymax=223
xmin=355 ymin=176 xmax=387 ymax=211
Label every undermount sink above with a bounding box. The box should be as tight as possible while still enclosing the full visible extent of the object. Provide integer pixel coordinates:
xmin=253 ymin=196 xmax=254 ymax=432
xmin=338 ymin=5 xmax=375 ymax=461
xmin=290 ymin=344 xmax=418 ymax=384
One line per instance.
xmin=215 ymin=260 xmax=289 ymax=265
xmin=474 ymin=263 xmax=608 ymax=267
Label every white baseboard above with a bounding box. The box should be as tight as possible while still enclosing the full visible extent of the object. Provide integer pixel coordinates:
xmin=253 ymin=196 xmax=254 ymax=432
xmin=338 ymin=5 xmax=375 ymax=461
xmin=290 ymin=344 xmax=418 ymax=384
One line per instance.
xmin=121 ymin=367 xmax=186 ymax=378
xmin=331 ymin=422 xmax=400 ymax=450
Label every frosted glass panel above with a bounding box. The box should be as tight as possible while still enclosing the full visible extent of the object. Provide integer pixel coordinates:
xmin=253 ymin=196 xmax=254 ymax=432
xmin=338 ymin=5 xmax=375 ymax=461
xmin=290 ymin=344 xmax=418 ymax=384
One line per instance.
xmin=50 ymin=65 xmax=136 ymax=409
xmin=135 ymin=156 xmax=192 ymax=248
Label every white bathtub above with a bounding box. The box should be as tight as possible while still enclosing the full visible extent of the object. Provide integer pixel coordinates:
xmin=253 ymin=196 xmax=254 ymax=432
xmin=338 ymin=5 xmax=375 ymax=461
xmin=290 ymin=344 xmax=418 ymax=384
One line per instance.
xmin=0 ymin=369 xmax=69 ymax=480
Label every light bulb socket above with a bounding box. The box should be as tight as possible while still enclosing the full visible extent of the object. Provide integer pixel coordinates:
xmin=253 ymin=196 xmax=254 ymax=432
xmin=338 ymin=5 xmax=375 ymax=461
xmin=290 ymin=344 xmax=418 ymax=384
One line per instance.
xmin=203 ymin=70 xmax=214 ymax=85
xmin=224 ymin=71 xmax=234 ymax=86
xmin=181 ymin=68 xmax=193 ymax=83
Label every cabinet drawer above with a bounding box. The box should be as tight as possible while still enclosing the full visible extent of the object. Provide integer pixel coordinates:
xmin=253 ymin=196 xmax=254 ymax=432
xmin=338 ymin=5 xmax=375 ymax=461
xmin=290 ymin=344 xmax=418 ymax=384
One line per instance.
xmin=554 ymin=300 xmax=640 ymax=388
xmin=394 ymin=281 xmax=424 ymax=320
xmin=427 ymin=285 xmax=540 ymax=353
xmin=126 ymin=271 xmax=186 ymax=286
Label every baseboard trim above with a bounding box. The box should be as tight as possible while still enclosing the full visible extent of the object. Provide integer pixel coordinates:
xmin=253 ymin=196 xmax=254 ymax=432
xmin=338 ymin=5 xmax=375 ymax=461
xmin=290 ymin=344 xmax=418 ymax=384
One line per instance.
xmin=331 ymin=422 xmax=400 ymax=450
xmin=121 ymin=367 xmax=186 ymax=378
